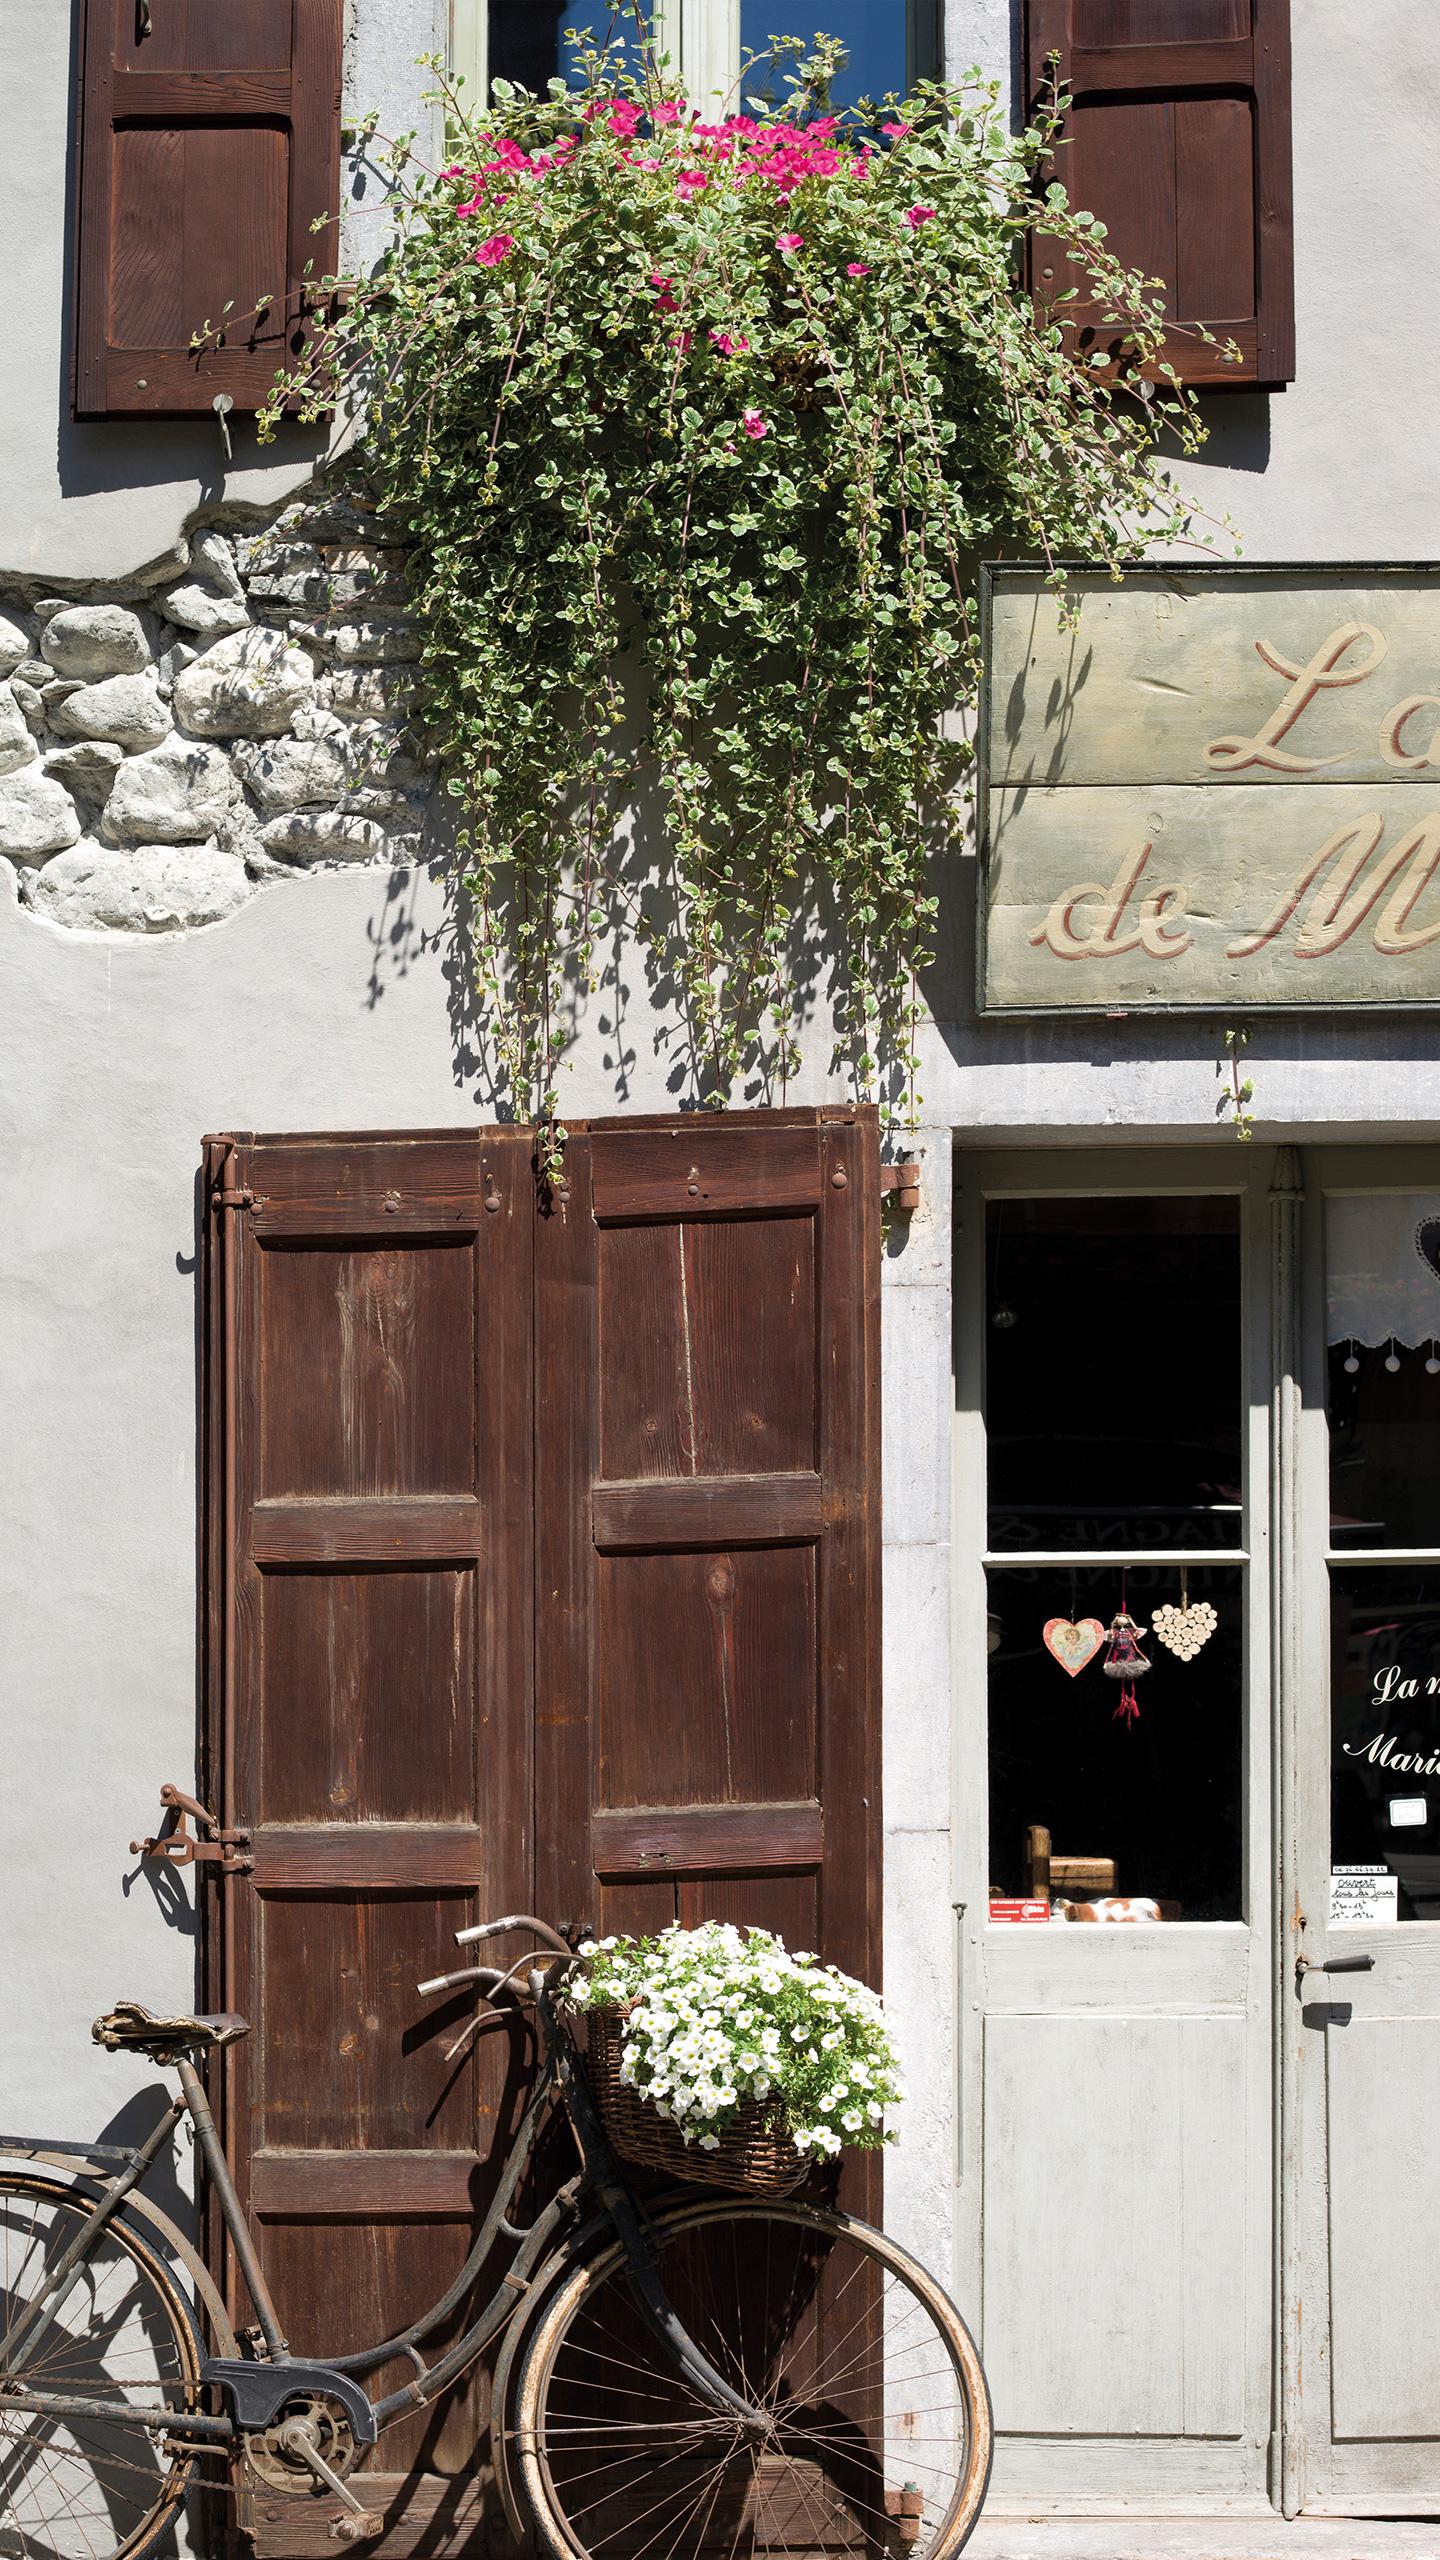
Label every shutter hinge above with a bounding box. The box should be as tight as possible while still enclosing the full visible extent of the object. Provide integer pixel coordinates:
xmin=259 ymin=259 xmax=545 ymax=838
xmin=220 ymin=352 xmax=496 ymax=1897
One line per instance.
xmin=212 ymin=1186 xmax=257 ymax=1211
xmin=131 ymin=1783 xmax=253 ymax=1876
xmin=880 ymin=1158 xmax=922 ymax=1215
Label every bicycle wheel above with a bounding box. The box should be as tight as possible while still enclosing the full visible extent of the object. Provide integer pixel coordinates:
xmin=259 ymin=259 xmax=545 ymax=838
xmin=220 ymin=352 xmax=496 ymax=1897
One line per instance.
xmin=0 ymin=2169 xmax=202 ymax=2560
xmin=517 ymin=2197 xmax=992 ymax=2560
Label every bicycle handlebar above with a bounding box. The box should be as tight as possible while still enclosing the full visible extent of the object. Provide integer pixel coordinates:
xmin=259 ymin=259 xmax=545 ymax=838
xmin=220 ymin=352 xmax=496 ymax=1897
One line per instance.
xmin=453 ymin=1913 xmax=574 ymax=1957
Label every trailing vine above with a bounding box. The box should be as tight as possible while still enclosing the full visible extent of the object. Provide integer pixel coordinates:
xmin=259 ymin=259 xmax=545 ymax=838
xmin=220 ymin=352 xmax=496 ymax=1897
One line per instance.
xmin=260 ymin=36 xmax=1209 ymax=1135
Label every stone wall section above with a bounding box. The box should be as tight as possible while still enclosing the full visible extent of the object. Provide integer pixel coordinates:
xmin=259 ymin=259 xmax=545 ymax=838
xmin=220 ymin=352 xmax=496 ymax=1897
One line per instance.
xmin=0 ymin=484 xmax=439 ymax=931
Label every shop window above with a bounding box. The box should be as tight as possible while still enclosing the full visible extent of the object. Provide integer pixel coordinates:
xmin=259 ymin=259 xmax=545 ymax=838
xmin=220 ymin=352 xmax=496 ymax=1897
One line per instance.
xmin=984 ymin=1195 xmax=1245 ymax=1924
xmin=1328 ymin=1192 xmax=1440 ymax=1922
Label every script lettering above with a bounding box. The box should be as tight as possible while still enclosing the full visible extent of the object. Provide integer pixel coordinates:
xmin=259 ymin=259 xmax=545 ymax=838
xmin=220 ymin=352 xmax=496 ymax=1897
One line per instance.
xmin=1205 ymin=621 xmax=1388 ymax=776
xmin=1027 ymin=843 xmax=1193 ymax=962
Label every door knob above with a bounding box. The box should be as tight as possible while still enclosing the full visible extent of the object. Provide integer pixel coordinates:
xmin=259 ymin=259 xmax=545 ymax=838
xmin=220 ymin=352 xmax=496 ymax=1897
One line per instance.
xmin=1295 ymin=1951 xmax=1375 ymax=1981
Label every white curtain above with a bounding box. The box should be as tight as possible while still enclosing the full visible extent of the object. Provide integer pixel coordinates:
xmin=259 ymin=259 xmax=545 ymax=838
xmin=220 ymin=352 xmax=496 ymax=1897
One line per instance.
xmin=1327 ymin=1193 xmax=1440 ymax=1349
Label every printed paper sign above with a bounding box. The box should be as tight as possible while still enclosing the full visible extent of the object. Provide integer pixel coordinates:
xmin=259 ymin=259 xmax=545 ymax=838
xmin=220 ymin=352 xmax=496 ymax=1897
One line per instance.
xmin=1330 ymin=1864 xmax=1399 ymax=1925
xmin=988 ymin=1898 xmax=1052 ymax=1923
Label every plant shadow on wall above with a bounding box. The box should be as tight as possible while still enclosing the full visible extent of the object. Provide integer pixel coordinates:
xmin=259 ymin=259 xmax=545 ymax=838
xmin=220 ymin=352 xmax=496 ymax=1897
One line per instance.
xmin=246 ymin=28 xmax=1217 ymax=1152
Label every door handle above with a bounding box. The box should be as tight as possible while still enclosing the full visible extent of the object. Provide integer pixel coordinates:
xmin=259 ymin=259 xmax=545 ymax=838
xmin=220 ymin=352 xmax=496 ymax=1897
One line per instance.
xmin=1295 ymin=1952 xmax=1375 ymax=1981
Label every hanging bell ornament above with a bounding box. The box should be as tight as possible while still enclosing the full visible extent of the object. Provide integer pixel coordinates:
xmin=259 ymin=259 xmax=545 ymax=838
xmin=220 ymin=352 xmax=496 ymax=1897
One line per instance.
xmin=1102 ymin=1610 xmax=1151 ymax=1727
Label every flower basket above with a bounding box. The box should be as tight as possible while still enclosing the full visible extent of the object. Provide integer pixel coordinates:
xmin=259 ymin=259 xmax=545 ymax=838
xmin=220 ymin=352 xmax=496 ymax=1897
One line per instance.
xmin=582 ymin=2005 xmax=811 ymax=2197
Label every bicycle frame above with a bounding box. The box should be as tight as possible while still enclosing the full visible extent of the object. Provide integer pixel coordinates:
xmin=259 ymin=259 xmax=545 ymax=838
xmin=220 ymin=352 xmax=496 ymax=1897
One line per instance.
xmin=0 ymin=1963 xmax=765 ymax=2466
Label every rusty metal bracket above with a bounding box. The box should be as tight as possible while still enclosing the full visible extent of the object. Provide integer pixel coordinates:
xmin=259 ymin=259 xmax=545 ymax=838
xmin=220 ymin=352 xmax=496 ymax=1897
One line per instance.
xmin=132 ymin=1783 xmax=252 ymax=1875
xmin=880 ymin=1158 xmax=922 ymax=1214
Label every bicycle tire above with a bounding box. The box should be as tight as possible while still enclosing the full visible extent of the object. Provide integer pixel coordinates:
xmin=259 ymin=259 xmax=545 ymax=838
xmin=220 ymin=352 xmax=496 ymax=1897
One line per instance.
xmin=0 ymin=2167 xmax=203 ymax=2560
xmin=515 ymin=2194 xmax=992 ymax=2560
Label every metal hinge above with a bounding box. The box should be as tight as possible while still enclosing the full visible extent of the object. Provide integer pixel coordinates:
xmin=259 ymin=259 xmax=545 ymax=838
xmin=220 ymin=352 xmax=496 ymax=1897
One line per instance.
xmin=131 ymin=1783 xmax=253 ymax=1876
xmin=212 ymin=1186 xmax=254 ymax=1211
xmin=880 ymin=1158 xmax=922 ymax=1215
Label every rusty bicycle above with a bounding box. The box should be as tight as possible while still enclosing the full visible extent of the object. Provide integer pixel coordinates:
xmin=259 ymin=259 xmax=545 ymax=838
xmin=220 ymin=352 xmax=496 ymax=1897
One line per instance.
xmin=0 ymin=1914 xmax=991 ymax=2560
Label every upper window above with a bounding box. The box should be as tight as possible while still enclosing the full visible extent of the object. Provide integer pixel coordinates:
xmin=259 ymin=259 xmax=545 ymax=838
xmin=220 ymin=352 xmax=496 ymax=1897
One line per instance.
xmin=470 ymin=1 xmax=939 ymax=112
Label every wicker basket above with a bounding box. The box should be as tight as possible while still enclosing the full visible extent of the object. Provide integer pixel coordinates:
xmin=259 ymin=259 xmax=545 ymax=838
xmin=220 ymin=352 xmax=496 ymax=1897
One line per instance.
xmin=579 ymin=2005 xmax=810 ymax=2197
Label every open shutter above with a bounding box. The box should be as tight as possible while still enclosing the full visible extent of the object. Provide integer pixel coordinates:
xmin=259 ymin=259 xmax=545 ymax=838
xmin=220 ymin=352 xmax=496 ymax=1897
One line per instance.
xmin=74 ymin=0 xmax=342 ymax=418
xmin=535 ymin=1105 xmax=882 ymax=2184
xmin=203 ymin=1131 xmax=533 ymax=2550
xmin=1025 ymin=0 xmax=1294 ymax=387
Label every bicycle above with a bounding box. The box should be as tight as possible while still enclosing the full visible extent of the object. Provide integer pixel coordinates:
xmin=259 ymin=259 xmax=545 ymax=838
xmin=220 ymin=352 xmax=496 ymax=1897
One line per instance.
xmin=0 ymin=1913 xmax=992 ymax=2560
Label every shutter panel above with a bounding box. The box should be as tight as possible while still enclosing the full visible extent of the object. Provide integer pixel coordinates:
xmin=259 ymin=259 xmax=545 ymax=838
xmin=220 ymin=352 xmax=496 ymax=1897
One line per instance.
xmin=74 ymin=0 xmax=341 ymax=418
xmin=535 ymin=1105 xmax=882 ymax=2195
xmin=1025 ymin=0 xmax=1294 ymax=387
xmin=204 ymin=1131 xmax=533 ymax=2548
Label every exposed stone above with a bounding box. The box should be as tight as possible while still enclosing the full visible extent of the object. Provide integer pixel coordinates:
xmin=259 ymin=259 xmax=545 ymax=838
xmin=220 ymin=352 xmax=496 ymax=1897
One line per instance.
xmin=156 ymin=641 xmax=199 ymax=700
xmin=173 ymin=628 xmax=315 ymax=738
xmin=44 ymin=741 xmax=125 ymax=802
xmin=232 ymin=720 xmax=353 ymax=815
xmin=159 ymin=579 xmax=251 ymax=641
xmin=191 ymin=530 xmax=244 ymax=600
xmin=259 ymin=809 xmax=390 ymax=864
xmin=348 ymin=720 xmax=433 ymax=791
xmin=29 ymin=601 xmax=71 ymax=627
xmin=26 ymin=839 xmax=251 ymax=932
xmin=0 ymin=613 xmax=30 ymax=677
xmin=0 ymin=767 xmax=81 ymax=862
xmin=13 ymin=658 xmax=50 ymax=688
xmin=11 ymin=682 xmax=45 ymax=733
xmin=316 ymin=546 xmax=410 ymax=608
xmin=341 ymin=786 xmax=426 ymax=829
xmin=234 ymin=538 xmax=331 ymax=612
xmin=292 ymin=490 xmax=392 ymax=545
xmin=323 ymin=618 xmax=422 ymax=665
xmin=323 ymin=665 xmax=419 ymax=722
xmin=50 ymin=674 xmax=172 ymax=751
xmin=102 ymin=736 xmax=234 ymax=845
xmin=0 ymin=686 xmax=38 ymax=777
xmin=40 ymin=604 xmax=152 ymax=680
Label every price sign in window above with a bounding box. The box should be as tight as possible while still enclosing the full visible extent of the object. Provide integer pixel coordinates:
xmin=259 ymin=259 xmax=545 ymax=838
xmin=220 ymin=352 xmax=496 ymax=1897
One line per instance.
xmin=1331 ymin=1566 xmax=1440 ymax=1921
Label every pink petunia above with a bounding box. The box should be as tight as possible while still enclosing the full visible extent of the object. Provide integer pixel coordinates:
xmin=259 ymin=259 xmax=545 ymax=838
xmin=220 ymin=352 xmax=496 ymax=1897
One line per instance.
xmin=651 ymin=99 xmax=685 ymax=122
xmin=473 ymin=233 xmax=515 ymax=266
xmin=670 ymin=331 xmax=694 ymax=353
xmin=845 ymin=261 xmax=870 ymax=276
xmin=741 ymin=408 xmax=769 ymax=439
xmin=676 ymin=168 xmax=709 ymax=198
xmin=708 ymin=328 xmax=750 ymax=356
xmin=607 ymin=100 xmax=643 ymax=136
xmin=882 ymin=119 xmax=911 ymax=138
xmin=904 ymin=203 xmax=936 ymax=228
xmin=775 ymin=231 xmax=804 ymax=251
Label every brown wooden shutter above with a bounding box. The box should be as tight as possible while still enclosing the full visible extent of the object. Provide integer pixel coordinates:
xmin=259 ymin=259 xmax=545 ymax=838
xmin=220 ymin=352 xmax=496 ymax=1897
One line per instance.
xmin=534 ymin=1106 xmax=882 ymax=2194
xmin=74 ymin=0 xmax=342 ymax=418
xmin=1025 ymin=0 xmax=1294 ymax=387
xmin=203 ymin=1131 xmax=533 ymax=2546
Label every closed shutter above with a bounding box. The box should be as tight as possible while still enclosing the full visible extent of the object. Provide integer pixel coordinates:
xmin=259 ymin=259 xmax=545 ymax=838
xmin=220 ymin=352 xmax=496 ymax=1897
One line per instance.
xmin=203 ymin=1132 xmax=533 ymax=2546
xmin=534 ymin=1105 xmax=882 ymax=2193
xmin=1024 ymin=0 xmax=1294 ymax=387
xmin=74 ymin=0 xmax=342 ymax=418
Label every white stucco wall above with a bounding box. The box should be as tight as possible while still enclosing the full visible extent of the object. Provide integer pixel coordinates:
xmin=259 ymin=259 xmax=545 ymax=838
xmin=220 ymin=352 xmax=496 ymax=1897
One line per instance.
xmin=5 ymin=0 xmax=1440 ymax=2320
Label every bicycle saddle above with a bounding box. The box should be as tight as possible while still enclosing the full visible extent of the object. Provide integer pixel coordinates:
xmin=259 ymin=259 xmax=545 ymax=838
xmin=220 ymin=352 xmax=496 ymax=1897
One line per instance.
xmin=92 ymin=2003 xmax=251 ymax=2057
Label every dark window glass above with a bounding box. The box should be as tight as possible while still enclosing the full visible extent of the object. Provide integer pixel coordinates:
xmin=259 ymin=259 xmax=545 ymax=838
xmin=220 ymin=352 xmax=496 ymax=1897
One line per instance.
xmin=985 ymin=1197 xmax=1243 ymax=1552
xmin=1327 ymin=1190 xmax=1440 ymax=1548
xmin=488 ymin=0 xmax=645 ymax=92
xmin=1331 ymin=1567 xmax=1440 ymax=1920
xmin=986 ymin=1564 xmax=1243 ymax=1922
xmin=739 ymin=1 xmax=939 ymax=111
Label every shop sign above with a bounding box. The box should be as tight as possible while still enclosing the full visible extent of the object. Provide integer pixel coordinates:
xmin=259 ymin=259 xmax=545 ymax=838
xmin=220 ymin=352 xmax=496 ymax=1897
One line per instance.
xmin=1330 ymin=1865 xmax=1398 ymax=1925
xmin=979 ymin=565 xmax=1440 ymax=1015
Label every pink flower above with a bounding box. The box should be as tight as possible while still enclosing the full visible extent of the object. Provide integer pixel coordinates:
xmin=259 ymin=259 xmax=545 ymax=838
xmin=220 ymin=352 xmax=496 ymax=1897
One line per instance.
xmin=676 ymin=168 xmax=709 ymax=198
xmin=741 ymin=408 xmax=769 ymax=439
xmin=670 ymin=330 xmax=694 ymax=353
xmin=473 ymin=233 xmax=515 ymax=266
xmin=904 ymin=203 xmax=936 ymax=228
xmin=652 ymin=99 xmax=685 ymax=122
xmin=708 ymin=328 xmax=750 ymax=356
xmin=775 ymin=231 xmax=804 ymax=251
xmin=845 ymin=261 xmax=870 ymax=277
xmin=608 ymin=100 xmax=643 ymax=136
xmin=649 ymin=269 xmax=680 ymax=312
xmin=882 ymin=119 xmax=911 ymax=138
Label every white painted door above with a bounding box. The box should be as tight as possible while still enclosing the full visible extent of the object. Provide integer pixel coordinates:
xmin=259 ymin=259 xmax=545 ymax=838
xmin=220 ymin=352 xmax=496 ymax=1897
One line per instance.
xmin=953 ymin=1149 xmax=1276 ymax=2514
xmin=1285 ymin=1147 xmax=1440 ymax=2516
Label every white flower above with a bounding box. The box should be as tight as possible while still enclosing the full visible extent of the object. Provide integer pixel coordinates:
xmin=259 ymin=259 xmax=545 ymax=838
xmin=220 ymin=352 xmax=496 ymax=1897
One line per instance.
xmin=842 ymin=2108 xmax=863 ymax=2131
xmin=818 ymin=2092 xmax=837 ymax=2114
xmin=790 ymin=2025 xmax=808 ymax=2043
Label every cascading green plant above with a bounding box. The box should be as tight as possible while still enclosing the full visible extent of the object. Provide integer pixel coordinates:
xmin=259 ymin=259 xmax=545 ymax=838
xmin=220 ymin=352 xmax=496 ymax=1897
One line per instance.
xmin=261 ymin=36 xmax=1209 ymax=1139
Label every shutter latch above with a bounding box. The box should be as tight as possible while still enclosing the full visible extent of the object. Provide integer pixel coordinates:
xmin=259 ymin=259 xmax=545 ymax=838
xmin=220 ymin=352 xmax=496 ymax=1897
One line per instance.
xmin=880 ymin=1158 xmax=922 ymax=1215
xmin=131 ymin=1783 xmax=253 ymax=1876
xmin=212 ymin=1186 xmax=255 ymax=1211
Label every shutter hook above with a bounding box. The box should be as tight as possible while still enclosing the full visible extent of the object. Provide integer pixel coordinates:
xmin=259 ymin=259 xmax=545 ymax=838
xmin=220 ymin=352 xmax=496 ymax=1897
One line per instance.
xmin=211 ymin=393 xmax=234 ymax=463
xmin=137 ymin=0 xmax=151 ymax=37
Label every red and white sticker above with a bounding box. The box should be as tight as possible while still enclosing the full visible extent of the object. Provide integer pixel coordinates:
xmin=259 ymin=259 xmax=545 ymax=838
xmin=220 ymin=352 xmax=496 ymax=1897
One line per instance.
xmin=988 ymin=1898 xmax=1052 ymax=1923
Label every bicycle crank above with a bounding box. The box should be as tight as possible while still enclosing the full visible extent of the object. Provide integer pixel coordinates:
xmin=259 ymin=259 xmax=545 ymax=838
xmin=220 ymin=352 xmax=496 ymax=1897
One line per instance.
xmin=246 ymin=2395 xmax=385 ymax=2541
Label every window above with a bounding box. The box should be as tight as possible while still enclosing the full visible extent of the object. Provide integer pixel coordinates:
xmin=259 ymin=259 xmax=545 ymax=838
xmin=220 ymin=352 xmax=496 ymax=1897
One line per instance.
xmin=983 ymin=1193 xmax=1246 ymax=1923
xmin=454 ymin=0 xmax=939 ymax=115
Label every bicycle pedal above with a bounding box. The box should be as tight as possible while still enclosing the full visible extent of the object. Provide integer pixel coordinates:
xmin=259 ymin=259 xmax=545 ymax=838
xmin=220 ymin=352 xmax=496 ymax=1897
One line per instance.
xmin=328 ymin=2512 xmax=385 ymax=2544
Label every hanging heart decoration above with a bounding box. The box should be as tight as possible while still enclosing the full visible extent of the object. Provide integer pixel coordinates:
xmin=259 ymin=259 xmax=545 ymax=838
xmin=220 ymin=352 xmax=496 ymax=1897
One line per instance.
xmin=1042 ymin=1616 xmax=1106 ymax=1677
xmin=1151 ymin=1599 xmax=1218 ymax=1662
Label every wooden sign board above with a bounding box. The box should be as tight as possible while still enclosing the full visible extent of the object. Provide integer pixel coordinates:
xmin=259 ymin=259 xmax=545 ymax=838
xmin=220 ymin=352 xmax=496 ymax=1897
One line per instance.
xmin=979 ymin=565 xmax=1440 ymax=1016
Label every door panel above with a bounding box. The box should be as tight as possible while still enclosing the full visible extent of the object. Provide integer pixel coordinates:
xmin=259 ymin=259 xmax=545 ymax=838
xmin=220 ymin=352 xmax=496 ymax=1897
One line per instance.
xmin=1327 ymin=2011 xmax=1440 ymax=2440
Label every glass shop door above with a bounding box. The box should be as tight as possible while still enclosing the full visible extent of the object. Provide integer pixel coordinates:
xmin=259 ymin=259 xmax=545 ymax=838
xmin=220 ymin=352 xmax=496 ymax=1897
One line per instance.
xmin=952 ymin=1149 xmax=1276 ymax=2514
xmin=1286 ymin=1147 xmax=1440 ymax=2517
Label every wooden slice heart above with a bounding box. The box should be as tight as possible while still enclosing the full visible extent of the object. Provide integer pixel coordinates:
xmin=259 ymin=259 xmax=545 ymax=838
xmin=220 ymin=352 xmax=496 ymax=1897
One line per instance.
xmin=1042 ymin=1616 xmax=1106 ymax=1677
xmin=1151 ymin=1600 xmax=1218 ymax=1661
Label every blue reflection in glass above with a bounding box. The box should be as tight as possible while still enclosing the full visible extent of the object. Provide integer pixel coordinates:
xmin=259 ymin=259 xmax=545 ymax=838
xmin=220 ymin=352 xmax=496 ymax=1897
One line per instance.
xmin=488 ymin=0 xmax=646 ymax=95
xmin=739 ymin=3 xmax=925 ymax=113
